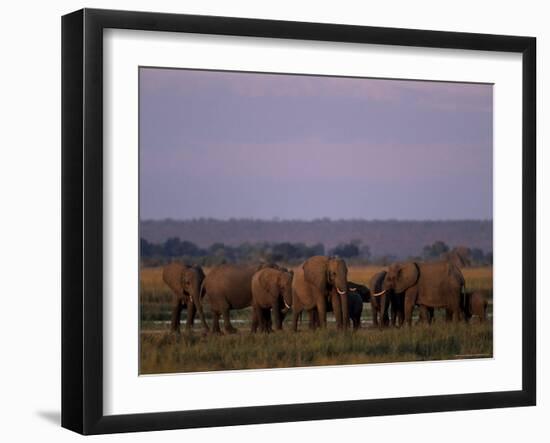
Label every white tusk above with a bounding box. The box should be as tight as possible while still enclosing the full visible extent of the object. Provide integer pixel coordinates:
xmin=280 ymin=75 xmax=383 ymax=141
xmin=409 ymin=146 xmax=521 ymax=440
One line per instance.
xmin=336 ymin=288 xmax=346 ymax=295
xmin=284 ymin=300 xmax=291 ymax=309
xmin=371 ymin=290 xmax=386 ymax=297
xmin=349 ymin=287 xmax=357 ymax=292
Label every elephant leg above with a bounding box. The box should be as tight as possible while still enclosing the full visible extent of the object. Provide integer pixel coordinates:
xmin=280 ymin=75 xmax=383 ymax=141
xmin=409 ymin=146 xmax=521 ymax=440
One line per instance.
xmin=211 ymin=311 xmax=222 ymax=334
xmin=266 ymin=308 xmax=274 ymax=332
xmin=341 ymin=293 xmax=350 ymax=331
xmin=185 ymin=301 xmax=196 ymax=331
xmin=382 ymin=309 xmax=390 ymax=327
xmin=222 ymin=308 xmax=237 ymax=334
xmin=390 ymin=304 xmax=397 ymax=327
xmin=396 ymin=304 xmax=404 ymax=328
xmin=265 ymin=309 xmax=274 ymax=333
xmin=404 ymin=296 xmax=415 ymax=327
xmin=313 ymin=309 xmax=321 ymax=328
xmin=372 ymin=307 xmax=379 ymax=328
xmin=251 ymin=305 xmax=261 ymax=333
xmin=419 ymin=305 xmax=431 ymax=325
xmin=170 ymin=299 xmax=183 ymax=332
xmin=193 ymin=297 xmax=210 ymax=333
xmin=292 ymin=307 xmax=302 ymax=332
xmin=331 ymin=292 xmax=343 ymax=330
xmin=272 ymin=301 xmax=283 ymax=330
xmin=451 ymin=308 xmax=460 ymax=323
xmin=307 ymin=309 xmax=318 ymax=330
xmin=316 ymin=298 xmax=327 ymax=329
xmin=259 ymin=308 xmax=269 ymax=333
xmin=481 ymin=304 xmax=488 ymax=322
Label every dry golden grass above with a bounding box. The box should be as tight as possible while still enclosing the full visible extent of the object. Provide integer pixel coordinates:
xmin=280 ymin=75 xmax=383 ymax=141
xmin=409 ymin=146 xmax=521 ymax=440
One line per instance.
xmin=141 ymin=265 xmax=492 ymax=293
xmin=140 ymin=264 xmax=493 ymax=321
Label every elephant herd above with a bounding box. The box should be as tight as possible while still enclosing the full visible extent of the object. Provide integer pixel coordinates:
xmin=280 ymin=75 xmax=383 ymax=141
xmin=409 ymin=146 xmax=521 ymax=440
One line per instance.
xmin=161 ymin=256 xmax=488 ymax=335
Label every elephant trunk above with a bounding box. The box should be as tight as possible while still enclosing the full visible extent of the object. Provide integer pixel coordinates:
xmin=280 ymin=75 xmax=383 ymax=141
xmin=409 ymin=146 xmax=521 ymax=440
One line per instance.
xmin=334 ymin=276 xmax=348 ymax=297
xmin=334 ymin=278 xmax=349 ymax=330
xmin=340 ymin=291 xmax=349 ymax=330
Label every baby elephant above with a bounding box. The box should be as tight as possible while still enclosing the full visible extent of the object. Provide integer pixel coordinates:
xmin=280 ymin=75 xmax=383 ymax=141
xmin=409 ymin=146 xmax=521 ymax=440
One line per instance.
xmin=463 ymin=290 xmax=489 ymax=322
xmin=251 ymin=267 xmax=293 ymax=333
xmin=347 ymin=281 xmax=370 ymax=329
xmin=322 ymin=281 xmax=369 ymax=330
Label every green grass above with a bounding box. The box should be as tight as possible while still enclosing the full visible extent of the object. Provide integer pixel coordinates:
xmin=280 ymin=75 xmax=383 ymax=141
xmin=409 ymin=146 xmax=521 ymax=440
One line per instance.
xmin=140 ymin=321 xmax=493 ymax=374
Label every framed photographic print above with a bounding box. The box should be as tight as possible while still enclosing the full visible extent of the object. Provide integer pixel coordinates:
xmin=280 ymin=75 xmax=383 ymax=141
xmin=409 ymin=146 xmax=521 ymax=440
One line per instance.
xmin=61 ymin=8 xmax=536 ymax=435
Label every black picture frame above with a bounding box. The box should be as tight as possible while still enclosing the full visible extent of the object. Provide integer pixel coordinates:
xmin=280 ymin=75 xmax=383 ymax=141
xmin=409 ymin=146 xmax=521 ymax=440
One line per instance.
xmin=61 ymin=8 xmax=536 ymax=435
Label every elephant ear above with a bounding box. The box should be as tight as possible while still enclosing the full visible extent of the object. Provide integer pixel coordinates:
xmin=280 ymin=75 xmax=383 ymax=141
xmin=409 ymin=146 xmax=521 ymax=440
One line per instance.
xmin=179 ymin=266 xmax=189 ymax=287
xmin=447 ymin=262 xmax=465 ymax=286
xmin=303 ymin=256 xmax=329 ymax=290
xmin=369 ymin=271 xmax=385 ymax=293
xmin=395 ymin=262 xmax=419 ymax=294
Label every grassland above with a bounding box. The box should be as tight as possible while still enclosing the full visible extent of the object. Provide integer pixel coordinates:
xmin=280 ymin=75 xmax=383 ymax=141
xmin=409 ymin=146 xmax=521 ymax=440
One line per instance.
xmin=139 ymin=264 xmax=493 ymax=374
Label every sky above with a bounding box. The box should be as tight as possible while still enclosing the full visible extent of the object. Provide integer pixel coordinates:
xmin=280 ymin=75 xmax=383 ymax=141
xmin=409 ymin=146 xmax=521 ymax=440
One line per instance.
xmin=139 ymin=68 xmax=493 ymax=221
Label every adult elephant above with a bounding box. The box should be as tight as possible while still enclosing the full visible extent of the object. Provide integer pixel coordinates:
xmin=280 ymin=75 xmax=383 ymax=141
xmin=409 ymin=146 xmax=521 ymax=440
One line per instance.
xmin=380 ymin=261 xmax=465 ymax=326
xmin=162 ymin=262 xmax=209 ymax=333
xmin=202 ymin=263 xmax=278 ymax=334
xmin=250 ymin=267 xmax=293 ymax=333
xmin=291 ymin=256 xmax=349 ymax=331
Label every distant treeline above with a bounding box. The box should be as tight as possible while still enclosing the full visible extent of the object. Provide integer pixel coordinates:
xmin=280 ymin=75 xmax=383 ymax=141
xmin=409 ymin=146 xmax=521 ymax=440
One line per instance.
xmin=140 ymin=218 xmax=492 ymax=258
xmin=140 ymin=237 xmax=492 ymax=267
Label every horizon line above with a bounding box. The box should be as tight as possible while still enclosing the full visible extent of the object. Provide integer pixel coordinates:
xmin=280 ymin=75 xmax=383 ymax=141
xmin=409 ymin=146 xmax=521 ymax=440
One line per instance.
xmin=140 ymin=217 xmax=493 ymax=223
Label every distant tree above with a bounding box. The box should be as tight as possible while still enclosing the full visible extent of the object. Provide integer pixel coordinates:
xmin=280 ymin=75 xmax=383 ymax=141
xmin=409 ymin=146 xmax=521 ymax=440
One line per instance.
xmin=359 ymin=244 xmax=372 ymax=261
xmin=308 ymin=243 xmax=325 ymax=257
xmin=208 ymin=242 xmax=226 ymax=253
xmin=161 ymin=238 xmax=204 ymax=257
xmin=470 ymin=248 xmax=485 ymax=264
xmin=330 ymin=242 xmax=360 ymax=258
xmin=271 ymin=242 xmax=300 ymax=262
xmin=162 ymin=237 xmax=182 ymax=257
xmin=422 ymin=241 xmax=449 ymax=260
xmin=181 ymin=240 xmax=205 ymax=256
xmin=140 ymin=238 xmax=154 ymax=257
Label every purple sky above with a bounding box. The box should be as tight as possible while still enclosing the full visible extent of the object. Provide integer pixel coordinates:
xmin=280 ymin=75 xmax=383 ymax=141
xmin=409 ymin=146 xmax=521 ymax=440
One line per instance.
xmin=139 ymin=68 xmax=492 ymax=221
